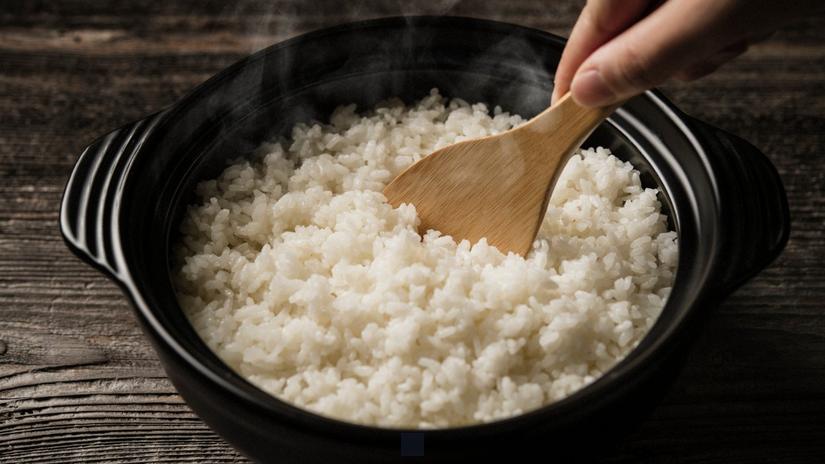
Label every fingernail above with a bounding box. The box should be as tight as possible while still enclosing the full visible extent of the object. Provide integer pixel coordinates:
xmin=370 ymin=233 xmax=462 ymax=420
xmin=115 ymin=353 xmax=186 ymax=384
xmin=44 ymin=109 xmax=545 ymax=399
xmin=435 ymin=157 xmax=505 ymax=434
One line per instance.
xmin=571 ymin=69 xmax=615 ymax=107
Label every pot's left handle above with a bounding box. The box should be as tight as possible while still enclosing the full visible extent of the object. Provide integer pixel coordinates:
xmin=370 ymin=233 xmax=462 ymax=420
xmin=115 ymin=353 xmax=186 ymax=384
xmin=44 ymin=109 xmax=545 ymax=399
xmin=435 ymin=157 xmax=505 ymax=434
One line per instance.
xmin=60 ymin=113 xmax=165 ymax=279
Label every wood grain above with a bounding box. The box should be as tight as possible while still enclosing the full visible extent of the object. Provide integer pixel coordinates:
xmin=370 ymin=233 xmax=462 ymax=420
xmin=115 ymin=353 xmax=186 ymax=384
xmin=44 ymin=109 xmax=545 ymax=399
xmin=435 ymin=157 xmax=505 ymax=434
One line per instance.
xmin=384 ymin=93 xmax=616 ymax=256
xmin=2 ymin=1 xmax=825 ymax=463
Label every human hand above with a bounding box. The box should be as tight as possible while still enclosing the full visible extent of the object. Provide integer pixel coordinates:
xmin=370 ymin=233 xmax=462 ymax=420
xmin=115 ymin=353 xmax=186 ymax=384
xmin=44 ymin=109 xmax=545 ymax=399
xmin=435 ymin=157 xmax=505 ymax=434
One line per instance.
xmin=552 ymin=0 xmax=823 ymax=107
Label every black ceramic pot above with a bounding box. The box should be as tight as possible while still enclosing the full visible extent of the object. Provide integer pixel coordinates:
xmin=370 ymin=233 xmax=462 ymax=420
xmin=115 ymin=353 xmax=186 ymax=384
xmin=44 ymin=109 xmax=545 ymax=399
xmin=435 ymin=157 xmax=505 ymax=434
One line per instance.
xmin=60 ymin=16 xmax=790 ymax=463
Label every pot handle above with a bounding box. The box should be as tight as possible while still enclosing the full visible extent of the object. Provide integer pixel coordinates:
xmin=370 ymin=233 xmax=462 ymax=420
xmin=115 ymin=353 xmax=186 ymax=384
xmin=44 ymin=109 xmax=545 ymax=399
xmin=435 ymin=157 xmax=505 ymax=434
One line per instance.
xmin=60 ymin=113 xmax=165 ymax=279
xmin=687 ymin=117 xmax=791 ymax=295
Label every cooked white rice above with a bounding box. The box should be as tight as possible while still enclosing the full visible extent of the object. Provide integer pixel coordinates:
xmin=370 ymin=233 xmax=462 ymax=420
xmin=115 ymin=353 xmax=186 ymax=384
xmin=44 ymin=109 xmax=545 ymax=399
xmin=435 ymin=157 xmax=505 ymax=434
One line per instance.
xmin=174 ymin=89 xmax=678 ymax=428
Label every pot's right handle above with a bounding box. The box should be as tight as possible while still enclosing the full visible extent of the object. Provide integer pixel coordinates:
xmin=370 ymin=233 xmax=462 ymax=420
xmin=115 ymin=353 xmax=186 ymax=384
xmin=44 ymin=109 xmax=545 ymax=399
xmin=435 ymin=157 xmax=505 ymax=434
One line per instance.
xmin=60 ymin=112 xmax=165 ymax=280
xmin=687 ymin=117 xmax=791 ymax=296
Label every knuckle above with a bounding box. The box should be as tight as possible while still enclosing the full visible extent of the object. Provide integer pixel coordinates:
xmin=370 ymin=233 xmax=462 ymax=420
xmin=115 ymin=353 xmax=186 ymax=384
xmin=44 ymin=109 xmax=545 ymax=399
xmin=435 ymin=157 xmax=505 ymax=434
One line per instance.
xmin=582 ymin=1 xmax=614 ymax=36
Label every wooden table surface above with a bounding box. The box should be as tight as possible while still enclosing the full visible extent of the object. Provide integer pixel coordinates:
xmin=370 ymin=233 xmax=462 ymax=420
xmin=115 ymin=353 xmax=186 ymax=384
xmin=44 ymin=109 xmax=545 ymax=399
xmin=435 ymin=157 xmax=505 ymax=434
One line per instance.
xmin=2 ymin=1 xmax=824 ymax=462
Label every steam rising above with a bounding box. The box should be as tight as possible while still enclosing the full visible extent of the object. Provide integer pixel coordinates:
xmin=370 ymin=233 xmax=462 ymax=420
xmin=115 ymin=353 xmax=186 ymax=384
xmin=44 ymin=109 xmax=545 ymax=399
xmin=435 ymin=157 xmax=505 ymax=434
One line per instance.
xmin=230 ymin=0 xmax=473 ymax=54
xmin=192 ymin=2 xmax=576 ymax=184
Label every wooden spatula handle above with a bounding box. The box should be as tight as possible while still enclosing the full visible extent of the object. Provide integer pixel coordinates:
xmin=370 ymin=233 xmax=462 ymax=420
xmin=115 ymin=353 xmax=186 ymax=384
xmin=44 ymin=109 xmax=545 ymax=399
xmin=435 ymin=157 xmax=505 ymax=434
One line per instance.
xmin=516 ymin=93 xmax=620 ymax=168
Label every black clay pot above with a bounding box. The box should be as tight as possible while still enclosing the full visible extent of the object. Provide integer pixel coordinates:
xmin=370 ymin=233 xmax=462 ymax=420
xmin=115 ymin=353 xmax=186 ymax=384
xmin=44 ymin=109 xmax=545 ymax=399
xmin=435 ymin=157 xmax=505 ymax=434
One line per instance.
xmin=60 ymin=16 xmax=790 ymax=463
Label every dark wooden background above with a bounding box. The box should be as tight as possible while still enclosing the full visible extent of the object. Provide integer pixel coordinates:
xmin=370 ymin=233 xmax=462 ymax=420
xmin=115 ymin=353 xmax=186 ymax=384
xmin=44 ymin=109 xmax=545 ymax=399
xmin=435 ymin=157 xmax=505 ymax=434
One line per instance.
xmin=2 ymin=1 xmax=824 ymax=462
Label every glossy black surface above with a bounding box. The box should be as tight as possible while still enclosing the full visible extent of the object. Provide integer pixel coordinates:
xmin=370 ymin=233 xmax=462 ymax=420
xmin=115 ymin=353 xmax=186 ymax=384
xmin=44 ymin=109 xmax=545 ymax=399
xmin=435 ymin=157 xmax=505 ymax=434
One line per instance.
xmin=60 ymin=16 xmax=790 ymax=462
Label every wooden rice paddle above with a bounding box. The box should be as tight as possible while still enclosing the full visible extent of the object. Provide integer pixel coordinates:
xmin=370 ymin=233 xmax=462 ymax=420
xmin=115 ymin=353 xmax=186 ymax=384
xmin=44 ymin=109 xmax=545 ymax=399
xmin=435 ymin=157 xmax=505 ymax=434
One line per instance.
xmin=383 ymin=93 xmax=619 ymax=257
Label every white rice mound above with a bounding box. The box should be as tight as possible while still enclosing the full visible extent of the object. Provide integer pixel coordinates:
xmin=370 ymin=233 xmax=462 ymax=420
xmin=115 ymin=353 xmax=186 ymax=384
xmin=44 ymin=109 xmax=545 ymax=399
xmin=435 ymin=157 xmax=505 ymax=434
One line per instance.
xmin=174 ymin=89 xmax=678 ymax=428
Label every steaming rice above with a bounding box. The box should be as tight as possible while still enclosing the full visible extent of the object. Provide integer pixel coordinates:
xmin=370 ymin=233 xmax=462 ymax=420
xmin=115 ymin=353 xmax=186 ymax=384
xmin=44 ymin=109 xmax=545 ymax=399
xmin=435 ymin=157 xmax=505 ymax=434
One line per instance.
xmin=174 ymin=90 xmax=678 ymax=428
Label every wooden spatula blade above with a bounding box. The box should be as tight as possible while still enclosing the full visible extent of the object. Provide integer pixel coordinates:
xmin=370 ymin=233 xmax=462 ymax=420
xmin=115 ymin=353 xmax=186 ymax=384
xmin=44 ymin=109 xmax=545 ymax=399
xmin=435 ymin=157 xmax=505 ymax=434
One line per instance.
xmin=384 ymin=136 xmax=555 ymax=256
xmin=383 ymin=93 xmax=616 ymax=256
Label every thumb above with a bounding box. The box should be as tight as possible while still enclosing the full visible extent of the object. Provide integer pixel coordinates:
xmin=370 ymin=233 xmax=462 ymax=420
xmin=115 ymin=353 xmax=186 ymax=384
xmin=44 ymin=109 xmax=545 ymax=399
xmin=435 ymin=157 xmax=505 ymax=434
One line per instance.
xmin=569 ymin=41 xmax=667 ymax=107
xmin=570 ymin=0 xmax=731 ymax=107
